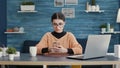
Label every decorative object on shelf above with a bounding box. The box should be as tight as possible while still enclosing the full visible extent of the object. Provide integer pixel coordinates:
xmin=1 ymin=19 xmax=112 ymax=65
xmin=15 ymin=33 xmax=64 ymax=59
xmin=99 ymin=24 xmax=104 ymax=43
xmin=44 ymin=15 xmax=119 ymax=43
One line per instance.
xmin=85 ymin=0 xmax=103 ymax=13
xmin=99 ymin=23 xmax=107 ymax=33
xmin=62 ymin=8 xmax=75 ymax=18
xmin=86 ymin=2 xmax=89 ymax=11
xmin=91 ymin=0 xmax=96 ymax=5
xmin=65 ymin=0 xmax=78 ymax=5
xmin=13 ymin=27 xmax=19 ymax=32
xmin=96 ymin=5 xmax=100 ymax=11
xmin=0 ymin=48 xmax=2 ymax=57
xmin=107 ymin=23 xmax=110 ymax=32
xmin=54 ymin=0 xmax=64 ymax=7
xmin=116 ymin=9 xmax=120 ymax=23
xmin=5 ymin=27 xmax=25 ymax=34
xmin=20 ymin=1 xmax=35 ymax=11
xmin=6 ymin=47 xmax=16 ymax=61
xmin=7 ymin=28 xmax=14 ymax=32
xmin=110 ymin=25 xmax=114 ymax=32
xmin=19 ymin=27 xmax=24 ymax=32
xmin=90 ymin=0 xmax=96 ymax=11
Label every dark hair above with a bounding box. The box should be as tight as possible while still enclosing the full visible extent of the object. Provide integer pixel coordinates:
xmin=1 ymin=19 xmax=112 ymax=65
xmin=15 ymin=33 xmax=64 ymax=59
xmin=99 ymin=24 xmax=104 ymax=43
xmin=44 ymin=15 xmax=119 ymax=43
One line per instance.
xmin=51 ymin=12 xmax=65 ymax=22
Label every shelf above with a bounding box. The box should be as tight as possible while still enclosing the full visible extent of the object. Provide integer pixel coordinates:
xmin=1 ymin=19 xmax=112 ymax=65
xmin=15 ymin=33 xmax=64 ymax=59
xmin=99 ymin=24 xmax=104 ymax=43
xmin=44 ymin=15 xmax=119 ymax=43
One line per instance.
xmin=101 ymin=31 xmax=120 ymax=34
xmin=17 ymin=10 xmax=38 ymax=13
xmin=85 ymin=10 xmax=104 ymax=13
xmin=4 ymin=32 xmax=25 ymax=34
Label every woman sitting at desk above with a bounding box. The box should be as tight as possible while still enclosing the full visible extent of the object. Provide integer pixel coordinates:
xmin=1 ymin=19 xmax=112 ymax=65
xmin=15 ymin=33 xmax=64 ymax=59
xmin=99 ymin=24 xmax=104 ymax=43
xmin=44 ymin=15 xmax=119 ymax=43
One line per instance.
xmin=36 ymin=12 xmax=82 ymax=68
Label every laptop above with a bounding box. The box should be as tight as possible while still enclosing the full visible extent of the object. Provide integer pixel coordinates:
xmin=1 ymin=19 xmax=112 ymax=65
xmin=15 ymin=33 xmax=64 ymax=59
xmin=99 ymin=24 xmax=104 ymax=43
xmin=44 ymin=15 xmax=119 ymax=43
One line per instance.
xmin=67 ymin=34 xmax=111 ymax=60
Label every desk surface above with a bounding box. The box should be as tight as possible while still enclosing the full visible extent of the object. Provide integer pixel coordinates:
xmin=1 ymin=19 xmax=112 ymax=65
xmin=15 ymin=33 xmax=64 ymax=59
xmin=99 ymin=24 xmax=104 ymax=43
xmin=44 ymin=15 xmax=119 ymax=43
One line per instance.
xmin=0 ymin=53 xmax=120 ymax=65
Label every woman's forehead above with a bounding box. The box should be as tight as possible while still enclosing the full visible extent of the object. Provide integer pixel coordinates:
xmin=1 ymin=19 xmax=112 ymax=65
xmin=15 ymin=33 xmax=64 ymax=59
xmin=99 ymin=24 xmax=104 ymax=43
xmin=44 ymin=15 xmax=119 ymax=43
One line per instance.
xmin=52 ymin=19 xmax=64 ymax=23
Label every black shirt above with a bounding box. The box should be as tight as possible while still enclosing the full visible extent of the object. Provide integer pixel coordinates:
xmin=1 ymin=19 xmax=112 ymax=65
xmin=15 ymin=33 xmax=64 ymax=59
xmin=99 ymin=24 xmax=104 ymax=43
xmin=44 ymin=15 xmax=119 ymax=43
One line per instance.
xmin=51 ymin=31 xmax=66 ymax=39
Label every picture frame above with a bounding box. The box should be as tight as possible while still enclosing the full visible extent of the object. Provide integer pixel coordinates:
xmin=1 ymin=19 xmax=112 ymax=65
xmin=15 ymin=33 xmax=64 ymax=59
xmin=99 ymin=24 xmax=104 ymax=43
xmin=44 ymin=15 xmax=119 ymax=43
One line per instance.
xmin=62 ymin=8 xmax=75 ymax=18
xmin=65 ymin=0 xmax=78 ymax=5
xmin=54 ymin=0 xmax=64 ymax=7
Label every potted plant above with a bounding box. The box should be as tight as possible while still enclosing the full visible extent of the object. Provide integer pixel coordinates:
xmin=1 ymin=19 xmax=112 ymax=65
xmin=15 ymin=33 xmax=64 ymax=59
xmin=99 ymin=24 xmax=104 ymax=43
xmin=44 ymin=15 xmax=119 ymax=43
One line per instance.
xmin=90 ymin=0 xmax=96 ymax=11
xmin=99 ymin=24 xmax=107 ymax=33
xmin=6 ymin=47 xmax=16 ymax=60
xmin=91 ymin=0 xmax=96 ymax=5
xmin=20 ymin=1 xmax=35 ymax=11
xmin=0 ymin=48 xmax=2 ymax=57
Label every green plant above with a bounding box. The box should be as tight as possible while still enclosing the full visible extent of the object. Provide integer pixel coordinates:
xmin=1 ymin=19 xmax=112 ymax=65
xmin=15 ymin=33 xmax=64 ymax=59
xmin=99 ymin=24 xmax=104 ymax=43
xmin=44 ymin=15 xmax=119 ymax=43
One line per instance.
xmin=21 ymin=1 xmax=34 ymax=5
xmin=6 ymin=47 xmax=16 ymax=54
xmin=99 ymin=24 xmax=107 ymax=28
xmin=0 ymin=48 xmax=2 ymax=52
xmin=91 ymin=0 xmax=96 ymax=5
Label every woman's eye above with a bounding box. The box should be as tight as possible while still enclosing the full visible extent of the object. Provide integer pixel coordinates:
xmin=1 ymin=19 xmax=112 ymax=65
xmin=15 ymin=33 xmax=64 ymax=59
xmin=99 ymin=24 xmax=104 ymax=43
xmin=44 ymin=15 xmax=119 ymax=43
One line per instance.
xmin=59 ymin=23 xmax=63 ymax=25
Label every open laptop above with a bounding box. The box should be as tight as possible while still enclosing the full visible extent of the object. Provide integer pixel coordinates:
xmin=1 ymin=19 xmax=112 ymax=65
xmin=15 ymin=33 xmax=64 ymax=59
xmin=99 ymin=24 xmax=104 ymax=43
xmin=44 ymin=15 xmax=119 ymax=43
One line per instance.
xmin=67 ymin=34 xmax=111 ymax=60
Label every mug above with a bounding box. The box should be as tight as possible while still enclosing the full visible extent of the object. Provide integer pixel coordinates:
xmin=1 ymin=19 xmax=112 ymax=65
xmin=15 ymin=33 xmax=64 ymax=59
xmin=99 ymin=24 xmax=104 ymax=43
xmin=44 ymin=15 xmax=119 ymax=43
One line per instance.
xmin=29 ymin=46 xmax=37 ymax=57
xmin=114 ymin=44 xmax=120 ymax=58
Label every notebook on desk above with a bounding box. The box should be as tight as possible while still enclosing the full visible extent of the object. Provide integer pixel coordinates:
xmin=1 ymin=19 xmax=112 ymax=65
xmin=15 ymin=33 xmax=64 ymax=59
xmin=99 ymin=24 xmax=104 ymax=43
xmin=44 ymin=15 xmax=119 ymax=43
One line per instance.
xmin=67 ymin=34 xmax=111 ymax=60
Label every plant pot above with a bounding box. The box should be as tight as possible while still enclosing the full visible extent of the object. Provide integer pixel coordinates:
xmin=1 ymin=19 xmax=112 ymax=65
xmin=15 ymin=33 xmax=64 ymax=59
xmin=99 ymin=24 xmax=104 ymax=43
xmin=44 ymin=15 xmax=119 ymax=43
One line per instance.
xmin=9 ymin=54 xmax=14 ymax=61
xmin=101 ymin=28 xmax=106 ymax=33
xmin=96 ymin=5 xmax=100 ymax=11
xmin=91 ymin=5 xmax=96 ymax=11
xmin=20 ymin=5 xmax=35 ymax=11
xmin=0 ymin=52 xmax=2 ymax=57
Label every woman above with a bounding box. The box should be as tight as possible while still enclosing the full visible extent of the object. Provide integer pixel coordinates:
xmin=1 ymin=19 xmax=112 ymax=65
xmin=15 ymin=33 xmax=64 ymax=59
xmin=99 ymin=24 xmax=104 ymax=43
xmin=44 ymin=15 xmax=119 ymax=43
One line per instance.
xmin=36 ymin=12 xmax=82 ymax=68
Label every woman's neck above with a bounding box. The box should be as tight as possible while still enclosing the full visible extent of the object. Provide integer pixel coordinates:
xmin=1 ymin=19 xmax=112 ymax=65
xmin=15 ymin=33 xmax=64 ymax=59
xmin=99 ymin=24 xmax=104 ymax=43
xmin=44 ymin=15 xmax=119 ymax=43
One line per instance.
xmin=51 ymin=31 xmax=66 ymax=39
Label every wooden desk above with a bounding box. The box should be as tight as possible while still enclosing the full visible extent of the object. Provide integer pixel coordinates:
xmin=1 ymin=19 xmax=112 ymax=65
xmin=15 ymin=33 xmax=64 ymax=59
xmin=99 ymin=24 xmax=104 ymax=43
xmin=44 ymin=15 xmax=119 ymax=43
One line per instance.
xmin=0 ymin=53 xmax=119 ymax=68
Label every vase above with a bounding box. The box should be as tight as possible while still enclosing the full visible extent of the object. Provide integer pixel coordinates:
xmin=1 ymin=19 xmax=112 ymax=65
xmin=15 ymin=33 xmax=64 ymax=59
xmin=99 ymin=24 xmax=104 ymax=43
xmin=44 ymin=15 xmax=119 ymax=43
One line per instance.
xmin=19 ymin=27 xmax=24 ymax=32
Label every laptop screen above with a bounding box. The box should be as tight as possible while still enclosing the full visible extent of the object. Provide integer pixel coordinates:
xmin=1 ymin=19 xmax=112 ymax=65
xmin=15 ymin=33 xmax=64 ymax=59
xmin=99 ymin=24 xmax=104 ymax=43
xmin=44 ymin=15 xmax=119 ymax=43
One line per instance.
xmin=83 ymin=34 xmax=111 ymax=59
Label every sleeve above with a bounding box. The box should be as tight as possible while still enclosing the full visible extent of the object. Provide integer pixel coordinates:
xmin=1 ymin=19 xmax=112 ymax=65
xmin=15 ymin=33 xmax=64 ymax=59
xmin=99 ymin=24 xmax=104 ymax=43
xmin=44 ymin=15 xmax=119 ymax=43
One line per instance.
xmin=36 ymin=33 xmax=49 ymax=55
xmin=68 ymin=32 xmax=83 ymax=55
xmin=67 ymin=48 xmax=74 ymax=54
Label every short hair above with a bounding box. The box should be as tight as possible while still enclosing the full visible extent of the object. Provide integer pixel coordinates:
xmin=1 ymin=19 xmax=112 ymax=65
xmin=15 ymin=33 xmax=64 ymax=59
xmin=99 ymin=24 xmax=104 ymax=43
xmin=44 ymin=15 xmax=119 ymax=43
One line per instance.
xmin=51 ymin=12 xmax=65 ymax=22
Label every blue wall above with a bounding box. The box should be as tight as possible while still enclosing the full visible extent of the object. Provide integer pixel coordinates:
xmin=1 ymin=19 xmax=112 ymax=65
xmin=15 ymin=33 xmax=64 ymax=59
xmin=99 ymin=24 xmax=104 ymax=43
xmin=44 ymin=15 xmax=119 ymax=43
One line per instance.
xmin=0 ymin=0 xmax=7 ymax=46
xmin=7 ymin=0 xmax=119 ymax=52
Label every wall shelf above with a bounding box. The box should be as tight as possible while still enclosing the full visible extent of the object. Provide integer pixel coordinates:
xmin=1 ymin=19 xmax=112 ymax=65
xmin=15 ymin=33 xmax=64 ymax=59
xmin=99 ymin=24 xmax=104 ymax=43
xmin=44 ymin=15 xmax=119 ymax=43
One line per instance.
xmin=85 ymin=10 xmax=104 ymax=13
xmin=101 ymin=31 xmax=120 ymax=34
xmin=4 ymin=32 xmax=25 ymax=34
xmin=17 ymin=10 xmax=37 ymax=13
